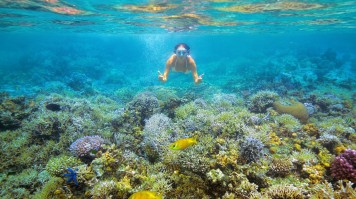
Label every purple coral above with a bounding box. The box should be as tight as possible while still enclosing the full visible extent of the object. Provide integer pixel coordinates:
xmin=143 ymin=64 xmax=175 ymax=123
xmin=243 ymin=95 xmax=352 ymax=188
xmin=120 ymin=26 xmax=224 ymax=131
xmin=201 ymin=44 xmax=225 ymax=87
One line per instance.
xmin=331 ymin=149 xmax=356 ymax=183
xmin=70 ymin=135 xmax=104 ymax=157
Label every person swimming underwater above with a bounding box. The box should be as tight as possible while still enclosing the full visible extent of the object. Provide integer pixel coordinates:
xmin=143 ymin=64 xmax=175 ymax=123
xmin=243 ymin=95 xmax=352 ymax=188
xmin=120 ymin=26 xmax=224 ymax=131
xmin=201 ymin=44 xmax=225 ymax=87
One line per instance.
xmin=158 ymin=43 xmax=203 ymax=84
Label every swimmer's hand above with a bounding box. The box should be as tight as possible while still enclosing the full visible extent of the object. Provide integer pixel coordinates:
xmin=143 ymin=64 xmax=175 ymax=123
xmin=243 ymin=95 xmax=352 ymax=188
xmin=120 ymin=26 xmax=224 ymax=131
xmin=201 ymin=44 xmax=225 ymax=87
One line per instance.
xmin=195 ymin=73 xmax=204 ymax=84
xmin=158 ymin=71 xmax=167 ymax=82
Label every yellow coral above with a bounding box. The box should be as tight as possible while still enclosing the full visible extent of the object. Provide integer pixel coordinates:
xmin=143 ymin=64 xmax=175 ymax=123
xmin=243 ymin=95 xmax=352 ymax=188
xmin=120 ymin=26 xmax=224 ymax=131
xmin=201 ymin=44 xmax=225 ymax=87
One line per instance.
xmin=334 ymin=145 xmax=346 ymax=155
xmin=303 ymin=164 xmax=325 ymax=184
xmin=273 ymin=100 xmax=309 ymax=124
xmin=294 ymin=144 xmax=302 ymax=151
xmin=317 ymin=148 xmax=333 ymax=167
xmin=269 ymin=146 xmax=278 ymax=154
xmin=268 ymin=132 xmax=281 ymax=146
xmin=302 ymin=123 xmax=319 ymax=136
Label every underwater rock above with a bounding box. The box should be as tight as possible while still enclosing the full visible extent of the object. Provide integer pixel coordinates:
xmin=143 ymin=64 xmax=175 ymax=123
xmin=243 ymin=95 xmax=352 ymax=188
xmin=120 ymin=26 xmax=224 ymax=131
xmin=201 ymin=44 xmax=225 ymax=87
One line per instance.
xmin=45 ymin=103 xmax=61 ymax=111
xmin=273 ymin=100 xmax=309 ymax=124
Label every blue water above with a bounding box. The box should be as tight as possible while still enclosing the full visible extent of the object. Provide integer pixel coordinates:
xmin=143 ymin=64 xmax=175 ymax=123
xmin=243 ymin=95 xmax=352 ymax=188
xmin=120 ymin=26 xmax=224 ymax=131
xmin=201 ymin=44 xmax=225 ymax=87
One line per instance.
xmin=1 ymin=1 xmax=356 ymax=198
xmin=0 ymin=32 xmax=355 ymax=96
xmin=1 ymin=1 xmax=355 ymax=96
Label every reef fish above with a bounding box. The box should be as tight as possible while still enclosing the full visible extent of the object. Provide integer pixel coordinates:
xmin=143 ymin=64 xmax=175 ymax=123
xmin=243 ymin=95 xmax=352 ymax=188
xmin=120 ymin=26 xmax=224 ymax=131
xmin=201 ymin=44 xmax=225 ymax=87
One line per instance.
xmin=128 ymin=191 xmax=162 ymax=199
xmin=46 ymin=103 xmax=61 ymax=111
xmin=169 ymin=136 xmax=197 ymax=150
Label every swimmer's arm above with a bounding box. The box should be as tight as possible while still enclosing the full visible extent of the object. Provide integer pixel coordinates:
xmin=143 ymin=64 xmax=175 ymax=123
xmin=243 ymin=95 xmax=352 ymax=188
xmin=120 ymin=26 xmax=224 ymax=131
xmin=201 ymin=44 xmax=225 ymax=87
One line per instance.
xmin=189 ymin=58 xmax=202 ymax=84
xmin=159 ymin=55 xmax=174 ymax=82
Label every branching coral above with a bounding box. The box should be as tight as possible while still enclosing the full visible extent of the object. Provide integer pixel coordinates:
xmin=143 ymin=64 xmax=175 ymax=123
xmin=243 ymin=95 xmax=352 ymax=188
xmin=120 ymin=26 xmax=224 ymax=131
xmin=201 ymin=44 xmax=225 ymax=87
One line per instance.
xmin=0 ymin=96 xmax=32 ymax=130
xmin=265 ymin=184 xmax=303 ymax=199
xmin=274 ymin=114 xmax=302 ymax=134
xmin=45 ymin=155 xmax=81 ymax=176
xmin=127 ymin=92 xmax=159 ymax=126
xmin=248 ymin=90 xmax=279 ymax=113
xmin=239 ymin=137 xmax=264 ymax=163
xmin=268 ymin=158 xmax=293 ymax=177
xmin=141 ymin=113 xmax=176 ymax=162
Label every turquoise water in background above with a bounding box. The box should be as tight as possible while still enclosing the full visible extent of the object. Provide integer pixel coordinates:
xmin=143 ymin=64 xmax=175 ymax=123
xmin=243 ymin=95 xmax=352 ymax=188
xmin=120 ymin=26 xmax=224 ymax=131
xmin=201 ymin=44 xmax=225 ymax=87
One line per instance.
xmin=0 ymin=0 xmax=355 ymax=96
xmin=0 ymin=32 xmax=355 ymax=97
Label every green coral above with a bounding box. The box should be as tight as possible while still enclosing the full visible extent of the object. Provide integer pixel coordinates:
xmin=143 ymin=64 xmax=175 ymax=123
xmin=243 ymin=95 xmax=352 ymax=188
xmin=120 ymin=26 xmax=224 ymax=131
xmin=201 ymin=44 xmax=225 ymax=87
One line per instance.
xmin=45 ymin=155 xmax=82 ymax=176
xmin=273 ymin=100 xmax=309 ymax=124
xmin=319 ymin=117 xmax=355 ymax=136
xmin=175 ymin=101 xmax=197 ymax=119
xmin=32 ymin=177 xmax=65 ymax=199
xmin=317 ymin=147 xmax=334 ymax=167
xmin=291 ymin=149 xmax=319 ymax=165
xmin=275 ymin=114 xmax=302 ymax=133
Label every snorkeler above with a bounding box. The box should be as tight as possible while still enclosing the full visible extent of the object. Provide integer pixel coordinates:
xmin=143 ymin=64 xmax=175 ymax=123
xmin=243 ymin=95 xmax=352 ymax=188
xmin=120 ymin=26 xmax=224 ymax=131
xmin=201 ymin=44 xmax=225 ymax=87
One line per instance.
xmin=158 ymin=43 xmax=203 ymax=84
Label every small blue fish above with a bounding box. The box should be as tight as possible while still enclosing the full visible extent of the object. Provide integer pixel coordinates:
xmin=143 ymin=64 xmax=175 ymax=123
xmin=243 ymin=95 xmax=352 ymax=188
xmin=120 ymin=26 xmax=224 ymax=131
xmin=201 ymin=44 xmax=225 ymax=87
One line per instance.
xmin=63 ymin=167 xmax=78 ymax=186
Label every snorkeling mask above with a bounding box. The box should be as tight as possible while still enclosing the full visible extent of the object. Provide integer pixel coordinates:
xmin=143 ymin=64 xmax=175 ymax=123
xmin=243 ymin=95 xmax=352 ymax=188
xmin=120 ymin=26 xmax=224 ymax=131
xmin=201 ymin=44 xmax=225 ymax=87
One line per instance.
xmin=176 ymin=48 xmax=188 ymax=56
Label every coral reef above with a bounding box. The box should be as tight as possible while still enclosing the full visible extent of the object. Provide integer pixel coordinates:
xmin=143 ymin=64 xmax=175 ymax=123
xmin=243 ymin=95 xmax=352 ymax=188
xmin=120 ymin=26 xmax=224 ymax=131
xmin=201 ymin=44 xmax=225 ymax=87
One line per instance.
xmin=0 ymin=45 xmax=355 ymax=199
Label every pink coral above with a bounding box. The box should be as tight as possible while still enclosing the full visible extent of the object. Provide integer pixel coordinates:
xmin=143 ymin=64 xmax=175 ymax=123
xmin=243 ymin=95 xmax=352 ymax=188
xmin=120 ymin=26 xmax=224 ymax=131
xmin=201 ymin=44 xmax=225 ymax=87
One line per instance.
xmin=70 ymin=135 xmax=104 ymax=157
xmin=331 ymin=149 xmax=356 ymax=183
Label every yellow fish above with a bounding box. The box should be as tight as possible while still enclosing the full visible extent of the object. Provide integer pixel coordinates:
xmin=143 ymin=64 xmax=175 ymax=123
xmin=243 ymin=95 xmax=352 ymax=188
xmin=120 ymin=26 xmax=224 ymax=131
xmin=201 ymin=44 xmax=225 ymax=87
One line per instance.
xmin=129 ymin=191 xmax=162 ymax=199
xmin=169 ymin=136 xmax=197 ymax=150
